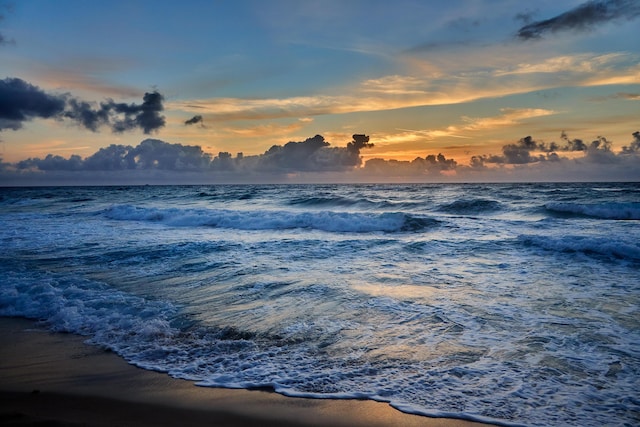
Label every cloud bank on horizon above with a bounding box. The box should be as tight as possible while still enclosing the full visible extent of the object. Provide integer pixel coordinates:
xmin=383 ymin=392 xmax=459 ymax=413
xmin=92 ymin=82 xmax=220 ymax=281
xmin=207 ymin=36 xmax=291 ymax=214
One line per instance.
xmin=2 ymin=131 xmax=639 ymax=184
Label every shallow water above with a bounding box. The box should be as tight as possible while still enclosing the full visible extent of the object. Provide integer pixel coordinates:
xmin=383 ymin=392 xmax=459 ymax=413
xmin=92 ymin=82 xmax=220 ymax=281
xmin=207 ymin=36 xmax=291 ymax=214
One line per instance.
xmin=1 ymin=183 xmax=639 ymax=426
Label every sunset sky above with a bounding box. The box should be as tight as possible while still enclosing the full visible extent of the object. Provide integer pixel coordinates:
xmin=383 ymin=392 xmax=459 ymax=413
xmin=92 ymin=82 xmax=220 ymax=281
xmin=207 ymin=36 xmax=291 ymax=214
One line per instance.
xmin=1 ymin=0 xmax=639 ymax=183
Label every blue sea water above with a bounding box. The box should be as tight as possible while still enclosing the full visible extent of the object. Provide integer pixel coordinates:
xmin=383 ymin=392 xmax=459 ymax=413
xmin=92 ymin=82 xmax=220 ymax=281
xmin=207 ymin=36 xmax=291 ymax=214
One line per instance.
xmin=1 ymin=183 xmax=639 ymax=426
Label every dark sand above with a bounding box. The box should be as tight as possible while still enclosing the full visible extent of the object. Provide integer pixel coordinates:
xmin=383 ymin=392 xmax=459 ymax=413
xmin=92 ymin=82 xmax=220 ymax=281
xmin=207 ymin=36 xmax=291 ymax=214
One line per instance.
xmin=0 ymin=317 xmax=494 ymax=426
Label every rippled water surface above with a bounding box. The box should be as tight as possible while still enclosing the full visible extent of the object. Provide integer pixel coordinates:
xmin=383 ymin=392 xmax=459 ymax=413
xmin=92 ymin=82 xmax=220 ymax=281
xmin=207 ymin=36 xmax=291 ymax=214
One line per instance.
xmin=1 ymin=183 xmax=639 ymax=426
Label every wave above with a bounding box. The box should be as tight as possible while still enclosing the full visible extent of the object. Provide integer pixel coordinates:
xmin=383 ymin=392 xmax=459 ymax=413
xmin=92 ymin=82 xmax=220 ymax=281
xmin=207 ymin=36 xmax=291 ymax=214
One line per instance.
xmin=196 ymin=190 xmax=255 ymax=200
xmin=544 ymin=202 xmax=640 ymax=220
xmin=437 ymin=199 xmax=502 ymax=215
xmin=519 ymin=235 xmax=640 ymax=262
xmin=0 ymin=269 xmax=178 ymax=347
xmin=286 ymin=195 xmax=422 ymax=210
xmin=287 ymin=195 xmax=375 ymax=208
xmin=104 ymin=204 xmax=438 ymax=233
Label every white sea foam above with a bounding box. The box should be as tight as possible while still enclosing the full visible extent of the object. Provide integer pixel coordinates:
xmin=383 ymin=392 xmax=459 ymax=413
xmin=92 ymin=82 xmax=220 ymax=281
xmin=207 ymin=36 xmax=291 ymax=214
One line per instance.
xmin=0 ymin=270 xmax=178 ymax=348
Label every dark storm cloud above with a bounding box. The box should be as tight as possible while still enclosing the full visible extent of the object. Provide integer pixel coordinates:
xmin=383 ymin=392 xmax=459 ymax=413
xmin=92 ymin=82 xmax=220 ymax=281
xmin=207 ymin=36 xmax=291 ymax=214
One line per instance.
xmin=63 ymin=98 xmax=111 ymax=132
xmin=108 ymin=91 xmax=165 ymax=134
xmin=0 ymin=77 xmax=67 ymax=130
xmin=516 ymin=0 xmax=640 ymax=40
xmin=185 ymin=115 xmax=204 ymax=126
xmin=65 ymin=91 xmax=166 ymax=134
xmin=0 ymin=77 xmax=165 ymax=134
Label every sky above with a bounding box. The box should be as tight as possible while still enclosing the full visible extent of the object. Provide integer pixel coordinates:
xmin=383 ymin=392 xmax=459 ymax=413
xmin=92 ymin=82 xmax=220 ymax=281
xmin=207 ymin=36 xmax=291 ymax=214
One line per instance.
xmin=0 ymin=0 xmax=639 ymax=184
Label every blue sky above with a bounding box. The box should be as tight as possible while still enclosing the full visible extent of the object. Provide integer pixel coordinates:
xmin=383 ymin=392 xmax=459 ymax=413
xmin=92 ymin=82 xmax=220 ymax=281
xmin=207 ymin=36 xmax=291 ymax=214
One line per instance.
xmin=1 ymin=0 xmax=639 ymax=183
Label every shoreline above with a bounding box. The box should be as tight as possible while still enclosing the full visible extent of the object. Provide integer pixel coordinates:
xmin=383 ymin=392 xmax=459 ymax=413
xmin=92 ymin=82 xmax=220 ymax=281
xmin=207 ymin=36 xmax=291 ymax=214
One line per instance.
xmin=0 ymin=317 xmax=493 ymax=427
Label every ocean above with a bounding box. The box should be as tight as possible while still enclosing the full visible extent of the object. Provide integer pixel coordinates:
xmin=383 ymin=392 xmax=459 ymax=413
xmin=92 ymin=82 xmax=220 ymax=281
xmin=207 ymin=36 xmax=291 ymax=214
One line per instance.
xmin=1 ymin=183 xmax=639 ymax=426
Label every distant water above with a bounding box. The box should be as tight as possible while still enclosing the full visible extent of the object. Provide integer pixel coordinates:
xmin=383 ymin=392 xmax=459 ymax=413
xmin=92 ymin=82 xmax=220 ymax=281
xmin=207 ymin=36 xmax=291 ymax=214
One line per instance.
xmin=1 ymin=183 xmax=639 ymax=427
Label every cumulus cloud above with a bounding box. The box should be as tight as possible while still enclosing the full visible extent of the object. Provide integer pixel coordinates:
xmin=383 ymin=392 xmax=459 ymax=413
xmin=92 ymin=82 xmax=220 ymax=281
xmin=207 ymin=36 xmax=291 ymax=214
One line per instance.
xmin=11 ymin=134 xmax=374 ymax=175
xmin=255 ymin=134 xmax=373 ymax=172
xmin=470 ymin=131 xmax=627 ymax=167
xmin=18 ymin=139 xmax=211 ymax=172
xmin=17 ymin=154 xmax=85 ymax=172
xmin=621 ymin=131 xmax=640 ymax=154
xmin=0 ymin=77 xmax=165 ymax=134
xmin=517 ymin=0 xmax=640 ymax=40
xmin=363 ymin=153 xmax=457 ymax=177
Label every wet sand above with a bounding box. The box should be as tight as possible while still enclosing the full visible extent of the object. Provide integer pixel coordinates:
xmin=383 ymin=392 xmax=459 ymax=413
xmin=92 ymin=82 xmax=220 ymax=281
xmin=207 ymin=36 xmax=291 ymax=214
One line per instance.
xmin=0 ymin=317 xmax=493 ymax=426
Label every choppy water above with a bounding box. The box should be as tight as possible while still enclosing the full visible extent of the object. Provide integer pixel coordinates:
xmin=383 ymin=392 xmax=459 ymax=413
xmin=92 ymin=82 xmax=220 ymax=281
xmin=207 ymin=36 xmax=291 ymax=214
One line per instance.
xmin=1 ymin=183 xmax=639 ymax=426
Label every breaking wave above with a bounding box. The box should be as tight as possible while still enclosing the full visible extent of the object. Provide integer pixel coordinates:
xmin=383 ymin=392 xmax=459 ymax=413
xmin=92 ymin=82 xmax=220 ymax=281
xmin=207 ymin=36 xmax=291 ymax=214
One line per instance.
xmin=103 ymin=204 xmax=438 ymax=233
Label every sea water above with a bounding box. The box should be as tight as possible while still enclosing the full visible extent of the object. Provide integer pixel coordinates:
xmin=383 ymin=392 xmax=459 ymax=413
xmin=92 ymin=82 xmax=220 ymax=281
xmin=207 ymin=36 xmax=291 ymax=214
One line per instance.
xmin=1 ymin=183 xmax=638 ymax=427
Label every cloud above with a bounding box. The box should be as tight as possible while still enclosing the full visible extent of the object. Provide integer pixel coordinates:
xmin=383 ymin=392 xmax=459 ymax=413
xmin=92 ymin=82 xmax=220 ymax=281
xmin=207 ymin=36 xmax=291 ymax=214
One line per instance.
xmin=18 ymin=139 xmax=211 ymax=172
xmin=363 ymin=153 xmax=458 ymax=177
xmin=621 ymin=131 xmax=640 ymax=154
xmin=126 ymin=139 xmax=211 ymax=170
xmin=517 ymin=0 xmax=640 ymax=40
xmin=0 ymin=78 xmax=67 ymax=131
xmin=105 ymin=91 xmax=166 ymax=134
xmin=4 ymin=131 xmax=639 ymax=184
xmin=170 ymin=50 xmax=639 ymax=124
xmin=385 ymin=109 xmax=556 ymax=145
xmin=462 ymin=108 xmax=556 ymax=131
xmin=472 ymin=136 xmax=551 ymax=165
xmin=185 ymin=115 xmax=204 ymax=126
xmin=11 ymin=134 xmax=375 ymax=176
xmin=16 ymin=154 xmax=85 ymax=172
xmin=254 ymin=134 xmax=373 ymax=173
xmin=358 ymin=131 xmax=640 ymax=182
xmin=0 ymin=77 xmax=165 ymax=134
xmin=494 ymin=53 xmax=626 ymax=76
xmin=470 ymin=131 xmax=625 ymax=166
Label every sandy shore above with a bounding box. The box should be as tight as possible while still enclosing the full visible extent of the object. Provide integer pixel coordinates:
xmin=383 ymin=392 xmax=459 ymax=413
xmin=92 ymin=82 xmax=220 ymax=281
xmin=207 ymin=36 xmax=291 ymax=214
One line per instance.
xmin=0 ymin=317 xmax=494 ymax=427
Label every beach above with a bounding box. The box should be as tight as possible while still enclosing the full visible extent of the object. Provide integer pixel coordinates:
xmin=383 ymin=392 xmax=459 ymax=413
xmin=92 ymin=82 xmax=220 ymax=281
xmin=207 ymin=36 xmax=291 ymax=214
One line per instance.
xmin=0 ymin=318 xmax=491 ymax=427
